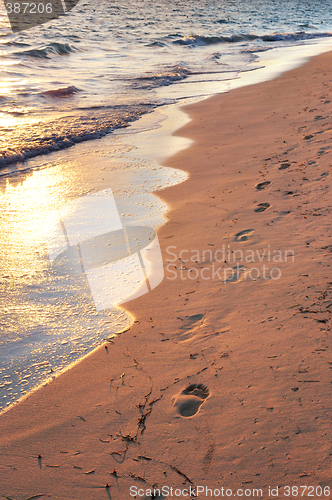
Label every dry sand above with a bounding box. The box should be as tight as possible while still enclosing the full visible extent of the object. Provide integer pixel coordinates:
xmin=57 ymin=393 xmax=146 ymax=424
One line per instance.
xmin=0 ymin=52 xmax=331 ymax=499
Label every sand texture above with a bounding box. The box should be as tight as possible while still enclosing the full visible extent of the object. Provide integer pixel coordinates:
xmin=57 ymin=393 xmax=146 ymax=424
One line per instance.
xmin=0 ymin=52 xmax=331 ymax=499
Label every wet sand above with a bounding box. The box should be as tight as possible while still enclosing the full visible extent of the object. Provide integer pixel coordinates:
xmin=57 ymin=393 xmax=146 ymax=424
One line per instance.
xmin=0 ymin=51 xmax=331 ymax=499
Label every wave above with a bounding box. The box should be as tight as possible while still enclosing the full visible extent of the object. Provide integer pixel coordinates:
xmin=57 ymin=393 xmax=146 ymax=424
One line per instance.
xmin=260 ymin=32 xmax=332 ymax=42
xmin=0 ymin=105 xmax=154 ymax=169
xmin=216 ymin=19 xmax=233 ymax=24
xmin=1 ymin=109 xmax=26 ymax=116
xmin=172 ymin=34 xmax=257 ymax=46
xmin=13 ymin=42 xmax=77 ymax=59
xmin=131 ymin=65 xmax=192 ymax=89
xmin=146 ymin=41 xmax=166 ymax=47
xmin=1 ymin=41 xmax=30 ymax=48
xmin=40 ymin=86 xmax=81 ymax=98
xmin=172 ymin=31 xmax=332 ymax=46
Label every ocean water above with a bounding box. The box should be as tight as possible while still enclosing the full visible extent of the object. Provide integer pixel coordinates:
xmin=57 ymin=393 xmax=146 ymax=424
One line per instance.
xmin=1 ymin=0 xmax=332 ymax=412
xmin=1 ymin=0 xmax=332 ymax=166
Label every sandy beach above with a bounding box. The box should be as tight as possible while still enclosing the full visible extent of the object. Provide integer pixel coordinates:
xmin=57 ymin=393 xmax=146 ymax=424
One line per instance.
xmin=0 ymin=51 xmax=331 ymax=499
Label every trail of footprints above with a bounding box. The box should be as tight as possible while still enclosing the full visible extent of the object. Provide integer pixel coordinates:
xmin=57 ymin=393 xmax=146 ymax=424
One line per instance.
xmin=254 ymin=178 xmax=271 ymax=212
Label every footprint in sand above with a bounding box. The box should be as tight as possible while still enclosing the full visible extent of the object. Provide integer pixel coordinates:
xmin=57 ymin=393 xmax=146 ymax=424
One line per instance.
xmin=179 ymin=313 xmax=204 ymax=330
xmin=279 ymin=162 xmax=291 ymax=170
xmin=255 ymin=181 xmax=271 ymax=190
xmin=173 ymin=384 xmax=210 ymax=417
xmin=234 ymin=229 xmax=254 ymax=242
xmin=254 ymin=203 xmax=270 ymax=213
xmin=176 ymin=314 xmax=205 ymax=341
xmin=272 ymin=210 xmax=291 ymax=222
xmin=224 ymin=264 xmax=248 ymax=283
xmin=315 ymin=172 xmax=329 ymax=181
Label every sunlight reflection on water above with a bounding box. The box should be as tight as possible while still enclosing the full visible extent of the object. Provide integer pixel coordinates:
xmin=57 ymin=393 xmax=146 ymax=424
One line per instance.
xmin=0 ymin=105 xmax=189 ymax=412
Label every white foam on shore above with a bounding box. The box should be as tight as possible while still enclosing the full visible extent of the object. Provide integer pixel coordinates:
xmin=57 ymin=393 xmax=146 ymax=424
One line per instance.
xmin=232 ymin=36 xmax=332 ymax=89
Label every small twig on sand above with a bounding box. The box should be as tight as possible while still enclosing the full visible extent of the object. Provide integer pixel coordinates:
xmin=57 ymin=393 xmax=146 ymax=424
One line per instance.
xmin=169 ymin=465 xmax=193 ymax=484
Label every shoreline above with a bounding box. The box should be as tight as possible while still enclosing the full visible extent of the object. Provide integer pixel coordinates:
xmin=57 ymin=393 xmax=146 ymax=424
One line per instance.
xmin=3 ymin=35 xmax=332 ymax=181
xmin=1 ymin=50 xmax=332 ymax=498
